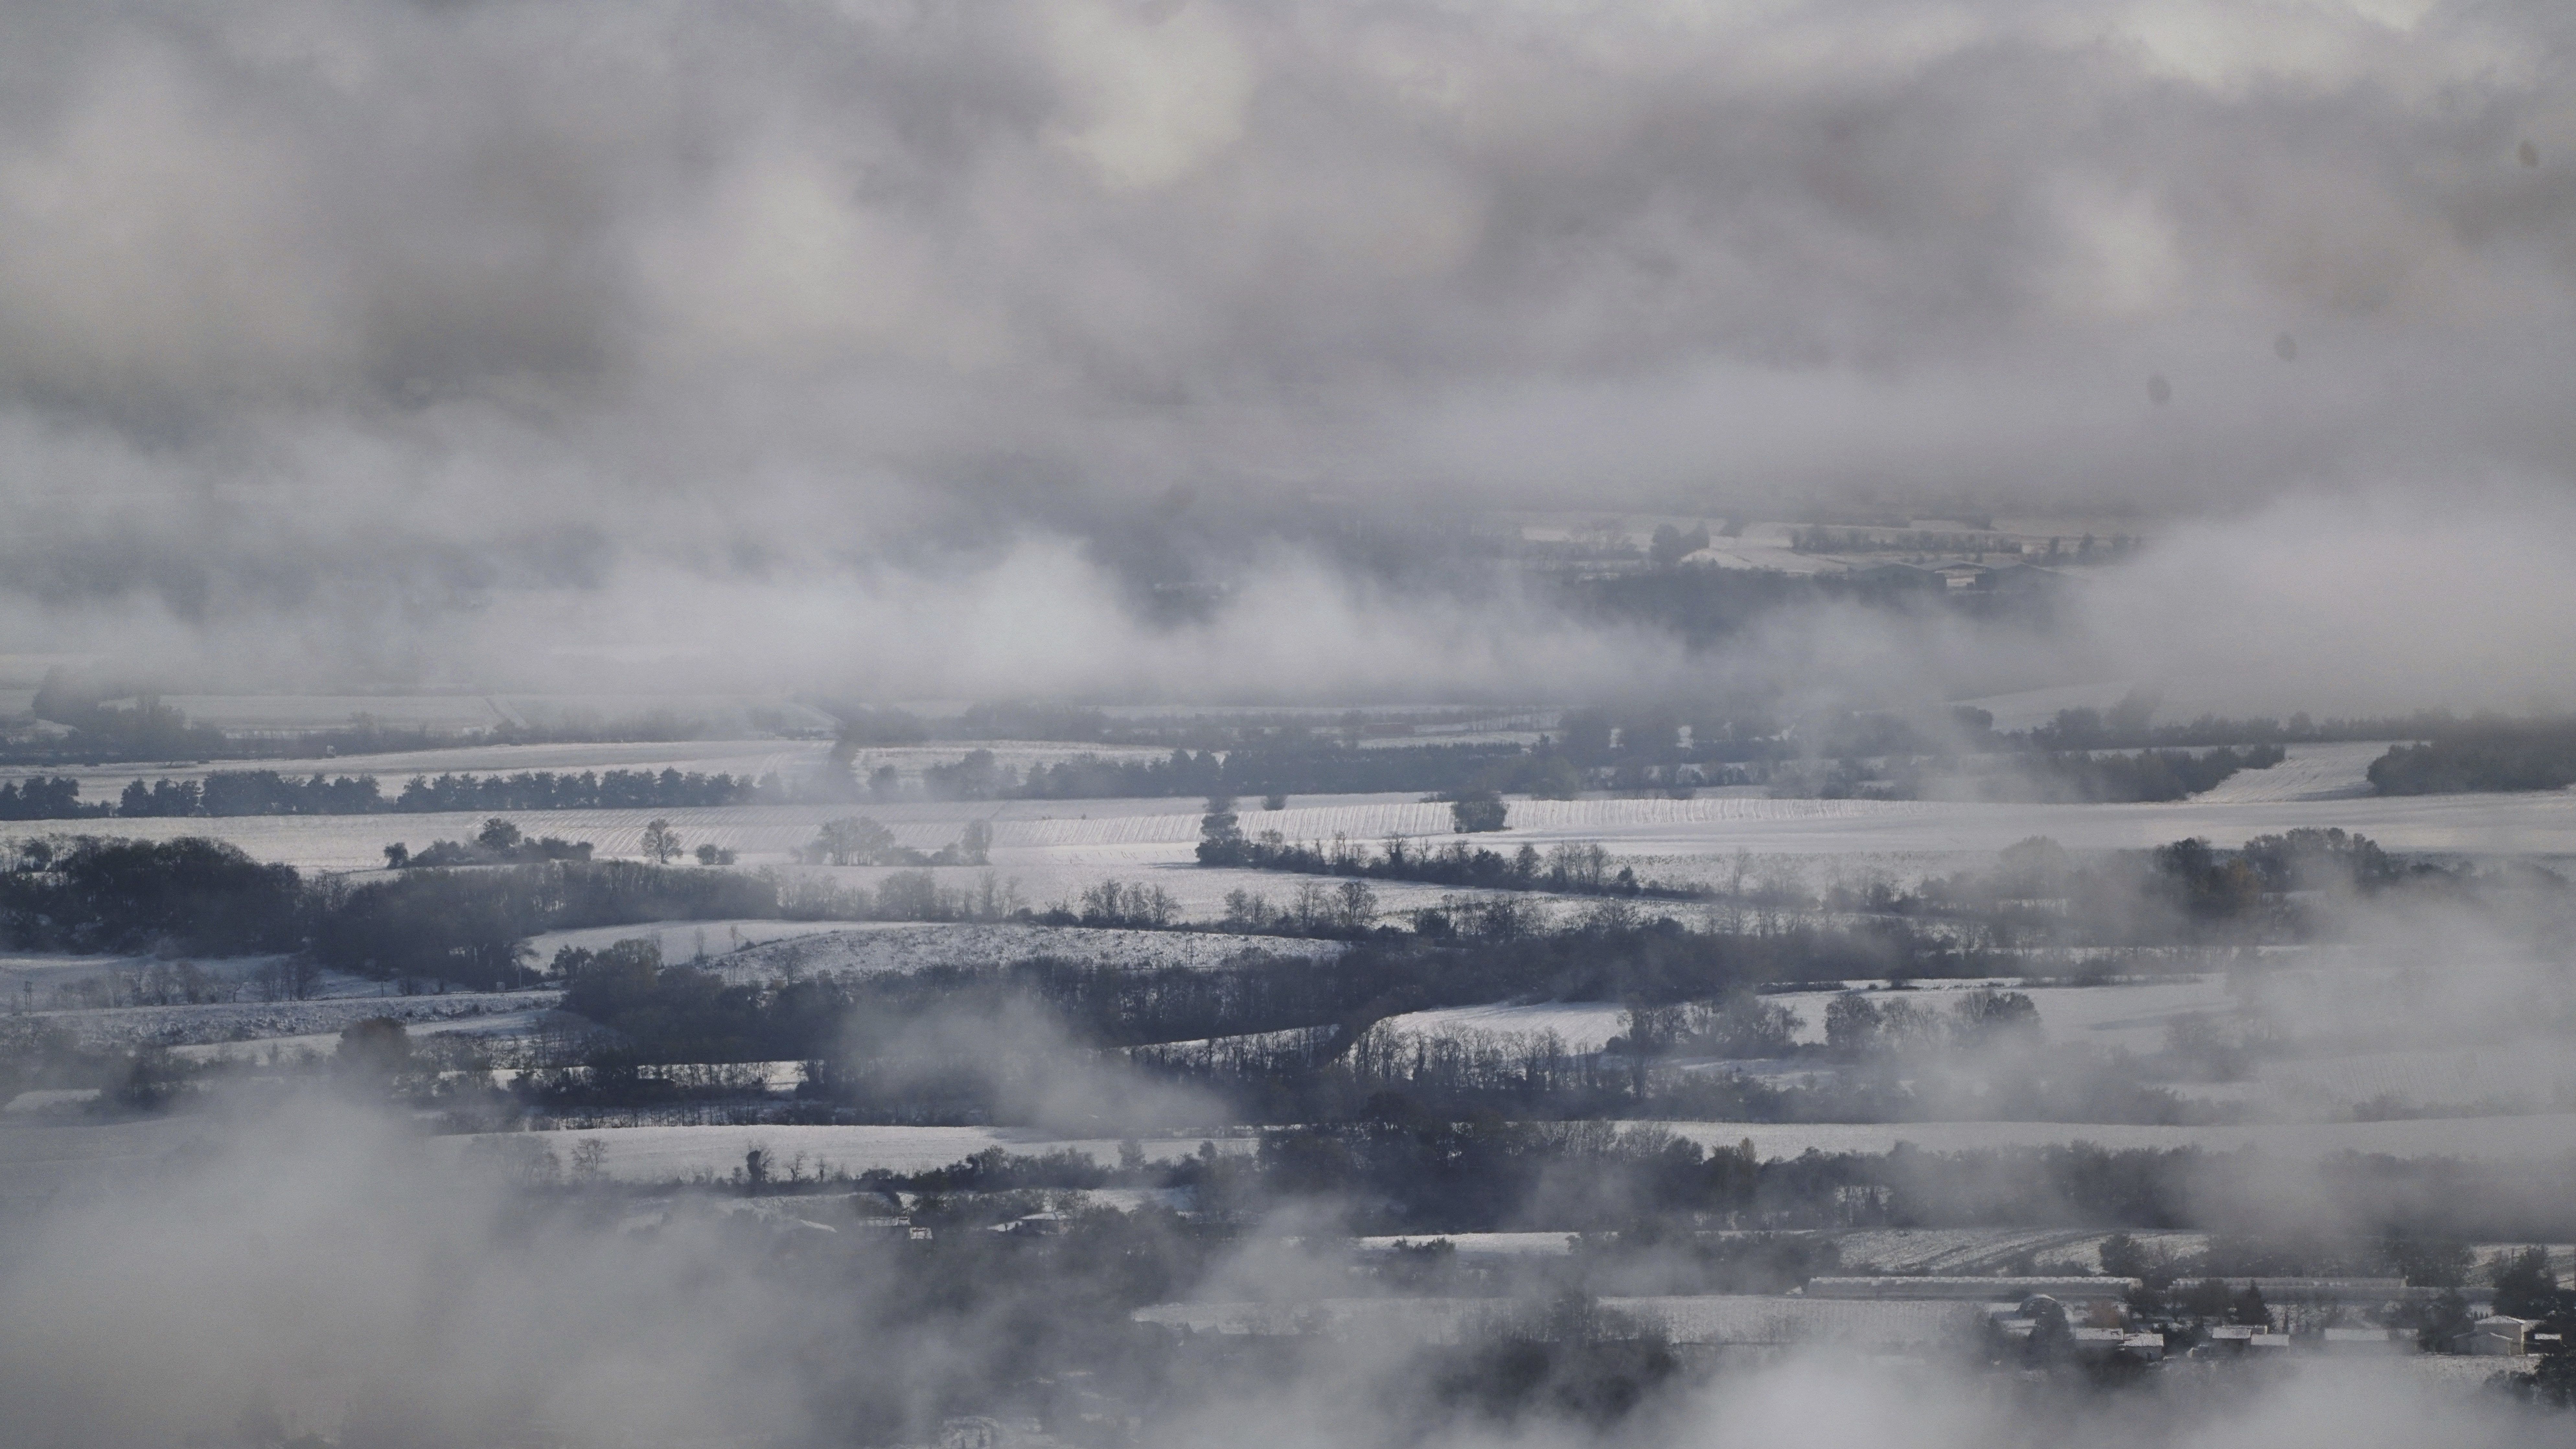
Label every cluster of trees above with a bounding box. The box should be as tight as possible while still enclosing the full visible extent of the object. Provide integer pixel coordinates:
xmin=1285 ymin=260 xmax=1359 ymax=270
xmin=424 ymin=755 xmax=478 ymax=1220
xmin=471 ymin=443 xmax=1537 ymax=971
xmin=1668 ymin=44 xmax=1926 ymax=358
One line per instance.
xmin=802 ymin=817 xmax=991 ymax=868
xmin=1921 ymin=745 xmax=2285 ymax=804
xmin=316 ymin=860 xmax=786 ymax=988
xmin=315 ymin=857 xmax=1042 ymax=989
xmin=1066 ymin=879 xmax=1184 ymax=928
xmin=0 ymin=837 xmax=304 ymax=955
xmin=1214 ymin=880 xmax=1384 ymax=935
xmin=2138 ymin=829 xmax=2408 ymax=923
xmin=1819 ymin=988 xmax=2038 ymax=1056
xmin=1888 ymin=829 xmax=2431 ymax=947
xmin=0 ymin=776 xmax=101 ymax=819
xmin=391 ymin=816 xmax=727 ymax=871
xmin=1612 ymin=993 xmax=1801 ymax=1060
xmin=2370 ymin=724 xmax=2576 ymax=795
xmin=107 ymin=779 xmax=216 ymax=817
xmin=1648 ymin=521 xmax=1712 ymax=567
xmin=2017 ymin=745 xmax=2284 ymax=802
xmin=205 ymin=771 xmax=388 ymax=815
xmin=547 ymin=940 xmax=855 ymax=1065
xmin=385 ymin=817 xmax=598 ymax=869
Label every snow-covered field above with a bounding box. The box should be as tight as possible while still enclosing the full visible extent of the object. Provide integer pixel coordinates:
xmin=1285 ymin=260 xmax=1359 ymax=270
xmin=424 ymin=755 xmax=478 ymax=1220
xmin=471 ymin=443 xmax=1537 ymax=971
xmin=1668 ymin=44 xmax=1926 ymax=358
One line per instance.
xmin=503 ymin=918 xmax=1347 ymax=981
xmin=520 ymin=918 xmax=855 ymax=965
xmin=1832 ymin=1227 xmax=2208 ymax=1275
xmin=718 ymin=924 xmax=1345 ymax=981
xmin=1355 ymin=1232 xmax=1586 ymax=1258
xmin=1373 ymin=1002 xmax=1633 ymax=1053
xmin=2187 ymin=742 xmax=2390 ymax=805
xmin=1375 ymin=978 xmax=2239 ymax=1056
xmin=23 ymin=990 xmax=560 ymax=1049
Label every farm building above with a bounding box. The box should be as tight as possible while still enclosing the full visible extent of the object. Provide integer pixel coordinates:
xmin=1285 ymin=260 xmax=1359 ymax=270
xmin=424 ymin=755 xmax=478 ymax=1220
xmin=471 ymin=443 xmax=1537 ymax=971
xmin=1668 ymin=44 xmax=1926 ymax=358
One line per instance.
xmin=2473 ymin=1316 xmax=2535 ymax=1356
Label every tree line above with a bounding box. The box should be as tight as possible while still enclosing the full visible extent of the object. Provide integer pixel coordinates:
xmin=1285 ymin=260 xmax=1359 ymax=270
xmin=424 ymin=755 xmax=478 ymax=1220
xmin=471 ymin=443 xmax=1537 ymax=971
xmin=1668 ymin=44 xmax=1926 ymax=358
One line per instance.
xmin=0 ymin=766 xmax=809 ymax=820
xmin=1002 ymin=743 xmax=1535 ymax=800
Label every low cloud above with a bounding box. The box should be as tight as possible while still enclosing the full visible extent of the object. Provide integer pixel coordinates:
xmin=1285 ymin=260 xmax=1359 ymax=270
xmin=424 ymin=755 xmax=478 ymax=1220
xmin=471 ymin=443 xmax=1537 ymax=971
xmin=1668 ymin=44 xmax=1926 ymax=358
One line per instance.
xmin=0 ymin=1 xmax=2572 ymax=704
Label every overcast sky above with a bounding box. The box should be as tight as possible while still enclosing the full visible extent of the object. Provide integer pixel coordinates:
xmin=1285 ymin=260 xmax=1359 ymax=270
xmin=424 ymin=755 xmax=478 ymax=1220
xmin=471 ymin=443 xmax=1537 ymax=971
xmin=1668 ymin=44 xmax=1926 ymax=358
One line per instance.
xmin=1 ymin=0 xmax=2570 ymax=702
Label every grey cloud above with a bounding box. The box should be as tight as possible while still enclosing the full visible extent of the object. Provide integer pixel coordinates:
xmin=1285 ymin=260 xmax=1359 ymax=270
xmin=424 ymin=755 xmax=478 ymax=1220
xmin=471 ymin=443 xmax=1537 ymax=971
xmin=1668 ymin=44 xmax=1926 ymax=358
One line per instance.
xmin=3 ymin=2 xmax=2570 ymax=448
xmin=0 ymin=0 xmax=2571 ymax=696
